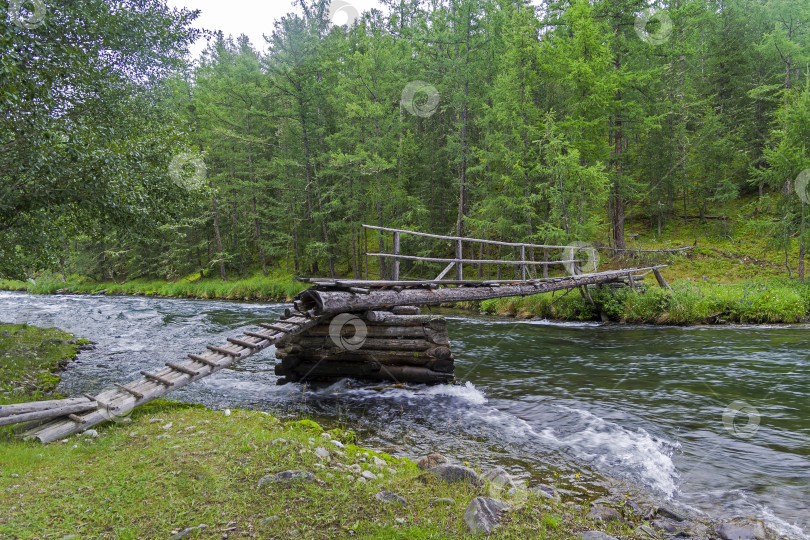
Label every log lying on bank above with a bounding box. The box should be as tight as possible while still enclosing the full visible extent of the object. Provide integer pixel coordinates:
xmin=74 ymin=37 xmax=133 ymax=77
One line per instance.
xmin=275 ymin=307 xmax=455 ymax=384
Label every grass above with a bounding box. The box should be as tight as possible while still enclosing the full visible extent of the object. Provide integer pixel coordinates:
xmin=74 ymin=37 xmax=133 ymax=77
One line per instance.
xmin=478 ymin=279 xmax=810 ymax=324
xmin=0 ymin=403 xmax=647 ymax=539
xmin=0 ymin=270 xmax=308 ymax=303
xmin=0 ymin=323 xmax=87 ymax=403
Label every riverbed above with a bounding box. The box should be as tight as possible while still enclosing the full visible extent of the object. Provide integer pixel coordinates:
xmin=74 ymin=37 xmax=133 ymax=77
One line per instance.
xmin=1 ymin=291 xmax=807 ymax=537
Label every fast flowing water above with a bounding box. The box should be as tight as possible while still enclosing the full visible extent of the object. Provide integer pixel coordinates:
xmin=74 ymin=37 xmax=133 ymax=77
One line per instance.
xmin=1 ymin=291 xmax=808 ymax=537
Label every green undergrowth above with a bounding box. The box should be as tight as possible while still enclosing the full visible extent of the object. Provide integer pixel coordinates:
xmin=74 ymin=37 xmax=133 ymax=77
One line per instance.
xmin=0 ymin=323 xmax=86 ymax=403
xmin=0 ymin=271 xmax=308 ymax=302
xmin=0 ymin=402 xmax=646 ymax=539
xmin=479 ymin=279 xmax=810 ymax=324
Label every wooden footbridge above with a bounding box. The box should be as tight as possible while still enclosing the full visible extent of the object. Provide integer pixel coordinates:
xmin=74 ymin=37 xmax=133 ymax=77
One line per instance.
xmin=2 ymin=225 xmax=678 ymax=442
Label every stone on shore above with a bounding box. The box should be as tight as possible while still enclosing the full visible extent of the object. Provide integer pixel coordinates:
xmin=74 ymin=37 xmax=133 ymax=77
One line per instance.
xmin=716 ymin=518 xmax=773 ymax=540
xmin=257 ymin=470 xmax=315 ymax=488
xmin=428 ymin=465 xmax=482 ymax=487
xmin=375 ymin=491 xmax=408 ymax=505
xmin=579 ymin=531 xmax=618 ymax=540
xmin=417 ymin=453 xmax=447 ymax=470
xmin=463 ymin=497 xmax=510 ymax=534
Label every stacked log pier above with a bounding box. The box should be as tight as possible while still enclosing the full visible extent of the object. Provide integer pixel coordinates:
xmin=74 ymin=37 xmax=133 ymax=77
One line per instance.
xmin=274 ymin=307 xmax=454 ymax=384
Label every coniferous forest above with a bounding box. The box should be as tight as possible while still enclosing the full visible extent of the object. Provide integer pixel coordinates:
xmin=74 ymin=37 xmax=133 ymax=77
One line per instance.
xmin=2 ymin=0 xmax=810 ymax=284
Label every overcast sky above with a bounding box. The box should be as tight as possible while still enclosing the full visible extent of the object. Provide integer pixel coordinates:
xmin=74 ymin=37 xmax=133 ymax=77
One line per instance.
xmin=166 ymin=0 xmax=383 ymax=57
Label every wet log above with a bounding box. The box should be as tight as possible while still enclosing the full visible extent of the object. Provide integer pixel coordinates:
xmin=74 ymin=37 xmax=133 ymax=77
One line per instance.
xmin=275 ymin=347 xmax=452 ymax=364
xmin=284 ymin=336 xmax=438 ymax=352
xmin=0 ymin=401 xmax=99 ymax=427
xmin=281 ymin=361 xmax=453 ymax=383
xmin=0 ymin=397 xmax=95 ymax=418
xmin=363 ymin=312 xmax=447 ymax=329
xmin=391 ymin=306 xmax=421 ymax=315
xmin=297 ymin=267 xmax=666 ymax=315
xmin=302 ymin=324 xmax=449 ymax=345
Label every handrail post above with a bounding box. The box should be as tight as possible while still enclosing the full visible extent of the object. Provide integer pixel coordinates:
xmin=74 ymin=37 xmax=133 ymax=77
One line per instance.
xmin=392 ymin=231 xmax=400 ymax=281
xmin=543 ymin=248 xmax=549 ymax=279
xmin=455 ymin=239 xmax=463 ymax=281
xmin=520 ymin=245 xmax=526 ymax=281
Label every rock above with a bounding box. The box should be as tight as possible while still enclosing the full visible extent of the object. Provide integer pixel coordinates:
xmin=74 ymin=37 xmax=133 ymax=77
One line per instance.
xmin=259 ymin=516 xmax=280 ymax=526
xmin=657 ymin=506 xmax=687 ymax=522
xmin=371 ymin=456 xmax=386 ymax=468
xmin=428 ymin=465 xmax=482 ymax=487
xmin=463 ymin=497 xmax=510 ymax=534
xmin=579 ymin=532 xmax=618 ymax=540
xmin=716 ymin=518 xmax=771 ymax=540
xmin=361 ymin=470 xmax=377 ymax=480
xmin=635 ymin=524 xmax=659 ymax=538
xmin=224 ymin=409 xmax=230 ymax=416
xmin=417 ymin=453 xmax=447 ymax=470
xmin=348 ymin=464 xmax=362 ymax=473
xmin=257 ymin=470 xmax=315 ymax=488
xmin=170 ymin=524 xmax=207 ymax=539
xmin=375 ymin=491 xmax=408 ymax=505
xmin=41 ymin=338 xmax=67 ymax=346
xmin=590 ymin=505 xmax=622 ymax=523
xmin=82 ymin=429 xmax=99 ymax=438
xmin=530 ymin=483 xmax=560 ymax=501
xmin=0 ymin=331 xmax=11 ymax=337
xmin=314 ymin=447 xmax=329 ymax=459
xmin=431 ymin=497 xmax=453 ymax=506
xmin=330 ymin=440 xmax=344 ymax=448
xmin=482 ymin=466 xmax=515 ymax=488
xmin=652 ymin=519 xmax=678 ymax=533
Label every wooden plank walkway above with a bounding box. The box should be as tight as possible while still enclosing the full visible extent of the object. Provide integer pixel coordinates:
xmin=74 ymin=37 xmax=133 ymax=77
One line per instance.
xmin=16 ymin=311 xmax=321 ymax=443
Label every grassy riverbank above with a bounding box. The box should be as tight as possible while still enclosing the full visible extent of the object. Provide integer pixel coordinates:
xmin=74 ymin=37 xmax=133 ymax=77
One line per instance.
xmin=0 ymin=404 xmax=650 ymax=539
xmin=0 ymin=271 xmax=307 ymax=303
xmin=477 ymin=279 xmax=810 ymax=324
xmin=0 ymin=323 xmax=89 ymax=404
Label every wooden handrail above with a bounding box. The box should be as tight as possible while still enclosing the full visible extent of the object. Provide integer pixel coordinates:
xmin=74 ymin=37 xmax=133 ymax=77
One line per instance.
xmin=366 ymin=253 xmax=582 ymax=266
xmin=361 ymin=224 xmax=572 ymax=250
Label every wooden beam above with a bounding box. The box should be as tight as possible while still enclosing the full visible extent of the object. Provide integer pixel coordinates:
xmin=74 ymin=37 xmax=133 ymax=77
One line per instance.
xmin=392 ymin=231 xmax=400 ymax=281
xmin=297 ymin=267 xmax=667 ymax=315
xmin=367 ymin=253 xmax=578 ymax=266
xmin=362 ymin=224 xmax=572 ymax=250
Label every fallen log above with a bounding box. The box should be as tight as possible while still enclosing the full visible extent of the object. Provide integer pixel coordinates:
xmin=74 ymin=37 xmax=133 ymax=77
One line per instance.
xmin=0 ymin=397 xmax=95 ymax=418
xmin=0 ymin=401 xmax=99 ymax=427
xmin=297 ymin=267 xmax=668 ymax=316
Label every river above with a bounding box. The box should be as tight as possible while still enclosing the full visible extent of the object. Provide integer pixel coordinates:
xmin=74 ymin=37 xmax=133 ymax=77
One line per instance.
xmin=1 ymin=291 xmax=807 ymax=537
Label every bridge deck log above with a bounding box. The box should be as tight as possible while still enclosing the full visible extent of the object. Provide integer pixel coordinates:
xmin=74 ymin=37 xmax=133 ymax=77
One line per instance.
xmin=297 ymin=267 xmax=666 ymax=316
